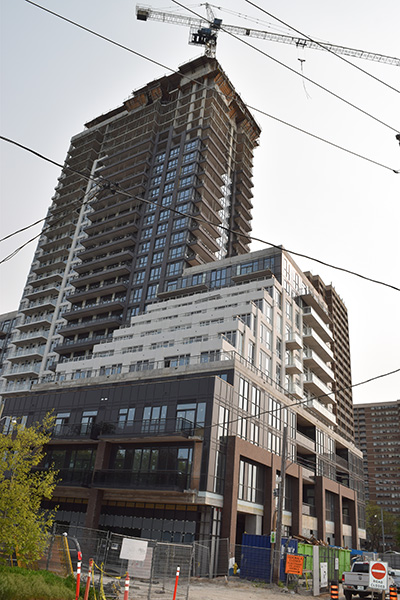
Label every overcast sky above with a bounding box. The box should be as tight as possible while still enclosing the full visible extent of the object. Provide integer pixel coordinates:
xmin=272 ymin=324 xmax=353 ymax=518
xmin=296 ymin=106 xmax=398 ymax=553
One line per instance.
xmin=1 ymin=0 xmax=399 ymax=405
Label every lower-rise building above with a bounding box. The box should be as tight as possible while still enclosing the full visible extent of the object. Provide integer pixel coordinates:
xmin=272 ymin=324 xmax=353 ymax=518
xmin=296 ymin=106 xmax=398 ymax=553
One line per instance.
xmin=1 ymin=248 xmax=366 ymax=557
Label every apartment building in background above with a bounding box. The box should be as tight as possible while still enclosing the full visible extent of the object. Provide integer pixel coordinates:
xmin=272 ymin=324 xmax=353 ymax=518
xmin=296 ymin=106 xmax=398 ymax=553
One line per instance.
xmin=0 ymin=55 xmax=366 ymax=558
xmin=353 ymin=401 xmax=400 ymax=515
xmin=0 ymin=311 xmax=17 ymax=395
xmin=0 ymin=55 xmax=260 ymax=396
xmin=2 ymin=248 xmax=366 ymax=554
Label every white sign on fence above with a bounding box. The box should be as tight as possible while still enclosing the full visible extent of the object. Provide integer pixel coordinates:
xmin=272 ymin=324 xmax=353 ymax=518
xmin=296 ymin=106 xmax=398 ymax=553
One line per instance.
xmin=120 ymin=538 xmax=148 ymax=561
xmin=320 ymin=562 xmax=328 ymax=587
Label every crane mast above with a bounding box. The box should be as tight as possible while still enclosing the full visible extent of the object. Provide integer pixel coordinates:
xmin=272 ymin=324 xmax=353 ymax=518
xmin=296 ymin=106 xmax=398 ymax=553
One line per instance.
xmin=136 ymin=5 xmax=400 ymax=66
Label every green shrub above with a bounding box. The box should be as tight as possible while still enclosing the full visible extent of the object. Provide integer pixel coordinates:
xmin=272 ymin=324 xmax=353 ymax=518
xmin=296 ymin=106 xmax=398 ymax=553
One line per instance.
xmin=0 ymin=566 xmax=78 ymax=600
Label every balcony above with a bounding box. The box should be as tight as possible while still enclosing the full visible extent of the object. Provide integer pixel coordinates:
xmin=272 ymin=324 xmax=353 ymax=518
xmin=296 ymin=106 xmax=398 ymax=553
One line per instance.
xmin=74 ymin=249 xmax=134 ymax=273
xmin=29 ymin=270 xmax=64 ymax=287
xmin=3 ymin=363 xmax=41 ymax=377
xmin=287 ymin=382 xmax=303 ymax=399
xmin=21 ymin=298 xmax=57 ymax=315
xmin=285 ymin=356 xmax=302 ymax=374
xmin=34 ymin=468 xmax=93 ymax=487
xmin=8 ymin=347 xmax=45 ymax=362
xmin=13 ymin=330 xmax=49 ymax=346
xmin=303 ymin=349 xmax=334 ymax=383
xmin=303 ymin=306 xmax=333 ymax=342
xmin=296 ymin=431 xmax=315 ymax=452
xmin=78 ymin=235 xmax=135 ymax=261
xmin=68 ymin=279 xmax=129 ymax=302
xmin=92 ymin=469 xmax=191 ymax=492
xmin=285 ymin=332 xmax=302 ymax=350
xmin=305 ymin=398 xmax=336 ymax=426
xmin=25 ymin=283 xmax=61 ymax=301
xmin=63 ymin=298 xmax=126 ymax=320
xmin=298 ymin=287 xmax=331 ymax=324
xmin=17 ymin=314 xmax=53 ymax=330
xmin=303 ymin=327 xmax=334 ymax=362
xmin=58 ymin=315 xmax=123 ymax=335
xmin=70 ymin=263 xmax=131 ymax=286
xmin=303 ymin=371 xmax=333 ymax=399
xmin=55 ymin=334 xmax=114 ymax=354
xmin=188 ymin=236 xmax=217 ymax=261
xmin=302 ymin=503 xmax=317 ymax=517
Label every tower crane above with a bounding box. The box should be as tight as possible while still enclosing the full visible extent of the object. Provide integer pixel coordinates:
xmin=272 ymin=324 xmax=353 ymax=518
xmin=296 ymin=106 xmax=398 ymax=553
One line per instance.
xmin=136 ymin=4 xmax=400 ymax=66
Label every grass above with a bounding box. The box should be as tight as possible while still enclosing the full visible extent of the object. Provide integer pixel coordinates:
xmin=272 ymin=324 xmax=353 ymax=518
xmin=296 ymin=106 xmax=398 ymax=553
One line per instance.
xmin=0 ymin=566 xmax=80 ymax=600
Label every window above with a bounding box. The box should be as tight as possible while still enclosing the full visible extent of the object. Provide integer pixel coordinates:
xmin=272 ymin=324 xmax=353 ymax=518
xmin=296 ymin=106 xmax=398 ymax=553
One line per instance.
xmin=136 ymin=256 xmax=148 ymax=268
xmin=169 ymin=147 xmax=180 ymax=157
xmin=142 ymin=405 xmax=167 ymax=433
xmin=80 ymin=410 xmax=97 ymax=435
xmin=152 ymin=251 xmax=164 ymax=263
xmin=146 ymin=284 xmax=158 ymax=299
xmin=173 ymin=217 xmax=188 ymax=230
xmin=132 ymin=288 xmax=142 ymax=301
xmin=54 ymin=412 xmax=70 ymax=435
xmin=154 ymin=237 xmax=165 ymax=249
xmin=99 ymin=364 xmax=122 ymax=376
xmin=179 ymin=176 xmax=193 ymax=188
xmin=163 ymin=182 xmax=174 ymax=194
xmin=200 ymin=350 xmax=220 ymax=363
xmin=159 ymin=210 xmax=170 ymax=221
xmin=168 ymin=158 xmax=178 ymax=169
xmin=184 ymin=140 xmax=198 ymax=152
xmin=267 ymin=431 xmax=281 ymax=455
xmin=248 ymin=340 xmax=255 ymax=365
xmin=138 ymin=241 xmax=150 ymax=254
xmin=144 ymin=214 xmax=155 ymax=225
xmin=149 ymin=266 xmax=161 ymax=280
xmin=153 ymin=164 xmax=163 ymax=175
xmin=165 ymin=170 xmax=176 ymax=181
xmin=161 ymin=195 xmax=172 ymax=207
xmin=238 ymin=459 xmax=264 ymax=504
xmin=166 ymin=262 xmax=182 ymax=276
xmin=286 ymin=300 xmax=292 ymax=320
xmin=141 ymin=228 xmax=152 ymax=239
xmin=176 ymin=402 xmax=206 ymax=430
xmin=181 ymin=163 xmax=195 ymax=175
xmin=217 ymin=406 xmax=229 ymax=439
xmin=276 ymin=337 xmax=282 ymax=359
xmin=259 ymin=350 xmax=271 ymax=376
xmin=133 ymin=271 xmax=145 ymax=285
xmin=117 ymin=407 xmax=135 ymax=430
xmin=239 ymin=377 xmax=249 ymax=411
xmin=164 ymin=354 xmax=190 ymax=368
xmin=260 ymin=323 xmax=271 ymax=349
xmin=177 ymin=189 xmax=192 ymax=202
xmin=157 ymin=223 xmax=168 ymax=235
xmin=171 ymin=231 xmax=187 ymax=244
xmin=151 ymin=175 xmax=162 ymax=186
xmin=155 ymin=152 xmax=166 ymax=163
xmin=250 ymin=386 xmax=260 ymax=417
xmin=150 ymin=187 xmax=160 ymax=198
xmin=210 ymin=268 xmax=227 ymax=289
xmin=169 ymin=246 xmax=184 ymax=259
xmin=268 ymin=397 xmax=281 ymax=430
xmin=183 ymin=151 xmax=197 ymax=163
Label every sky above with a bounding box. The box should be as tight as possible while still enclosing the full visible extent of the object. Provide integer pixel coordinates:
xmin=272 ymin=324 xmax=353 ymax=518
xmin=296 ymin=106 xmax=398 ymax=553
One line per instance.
xmin=0 ymin=0 xmax=399 ymax=405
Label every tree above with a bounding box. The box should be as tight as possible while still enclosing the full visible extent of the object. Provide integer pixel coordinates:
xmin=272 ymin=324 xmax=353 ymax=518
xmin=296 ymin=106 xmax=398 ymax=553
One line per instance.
xmin=365 ymin=502 xmax=396 ymax=552
xmin=0 ymin=413 xmax=58 ymax=565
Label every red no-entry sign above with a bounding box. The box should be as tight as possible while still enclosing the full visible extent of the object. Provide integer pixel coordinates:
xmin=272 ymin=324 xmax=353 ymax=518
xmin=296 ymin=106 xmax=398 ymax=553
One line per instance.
xmin=369 ymin=562 xmax=388 ymax=590
xmin=371 ymin=563 xmax=387 ymax=580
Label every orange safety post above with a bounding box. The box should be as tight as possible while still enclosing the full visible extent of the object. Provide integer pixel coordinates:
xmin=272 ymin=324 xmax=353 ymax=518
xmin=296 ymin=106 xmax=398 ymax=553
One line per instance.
xmin=330 ymin=581 xmax=339 ymax=600
xmin=75 ymin=551 xmax=82 ymax=600
xmin=123 ymin=572 xmax=130 ymax=600
xmin=172 ymin=566 xmax=180 ymax=600
xmin=389 ymin=586 xmax=398 ymax=600
xmin=83 ymin=559 xmax=93 ymax=600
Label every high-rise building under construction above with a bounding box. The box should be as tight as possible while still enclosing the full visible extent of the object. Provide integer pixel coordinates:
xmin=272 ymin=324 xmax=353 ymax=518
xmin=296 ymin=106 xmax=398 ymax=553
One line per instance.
xmin=2 ymin=56 xmax=260 ymax=393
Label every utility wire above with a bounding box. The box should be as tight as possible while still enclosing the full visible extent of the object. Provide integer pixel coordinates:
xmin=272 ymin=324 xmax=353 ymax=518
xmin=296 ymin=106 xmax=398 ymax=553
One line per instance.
xmin=0 ymin=217 xmax=46 ymax=243
xmin=244 ymin=0 xmax=400 ymax=95
xmin=1 ymin=134 xmax=400 ymax=293
xmin=171 ymin=0 xmax=399 ymax=133
xmin=23 ymin=1 xmax=399 ymax=174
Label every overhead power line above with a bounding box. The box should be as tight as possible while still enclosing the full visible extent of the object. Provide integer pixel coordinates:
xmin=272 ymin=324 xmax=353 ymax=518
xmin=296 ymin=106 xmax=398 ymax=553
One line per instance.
xmin=244 ymin=0 xmax=400 ymax=94
xmin=170 ymin=0 xmax=399 ymax=133
xmin=1 ymin=135 xmax=400 ymax=294
xmin=23 ymin=0 xmax=399 ymax=174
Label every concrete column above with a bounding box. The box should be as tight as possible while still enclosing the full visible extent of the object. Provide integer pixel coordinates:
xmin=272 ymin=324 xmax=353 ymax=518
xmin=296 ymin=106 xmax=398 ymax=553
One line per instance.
xmin=315 ymin=476 xmax=327 ymax=542
xmin=84 ymin=440 xmax=110 ymax=530
xmin=220 ymin=436 xmax=240 ymax=557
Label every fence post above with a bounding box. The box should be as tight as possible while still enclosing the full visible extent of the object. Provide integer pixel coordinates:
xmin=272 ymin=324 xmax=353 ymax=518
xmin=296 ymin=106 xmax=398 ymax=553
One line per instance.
xmin=172 ymin=566 xmax=180 ymax=600
xmin=123 ymin=572 xmax=130 ymax=600
xmin=75 ymin=551 xmax=82 ymax=600
xmin=83 ymin=558 xmax=93 ymax=600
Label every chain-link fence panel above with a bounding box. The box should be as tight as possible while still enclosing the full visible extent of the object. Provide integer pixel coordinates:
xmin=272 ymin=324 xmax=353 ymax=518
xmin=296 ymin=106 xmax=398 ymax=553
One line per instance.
xmin=149 ymin=542 xmax=193 ymax=600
